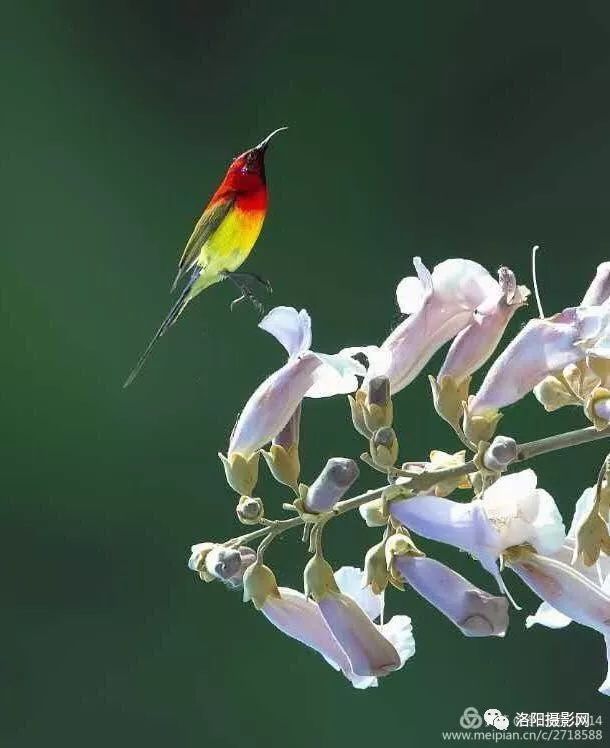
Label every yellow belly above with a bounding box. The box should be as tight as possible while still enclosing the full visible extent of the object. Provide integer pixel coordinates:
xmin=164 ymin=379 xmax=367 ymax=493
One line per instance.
xmin=200 ymin=207 xmax=265 ymax=275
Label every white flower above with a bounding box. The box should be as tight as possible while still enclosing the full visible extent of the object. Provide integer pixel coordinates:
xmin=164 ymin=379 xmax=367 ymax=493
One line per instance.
xmin=363 ymin=257 xmax=500 ymax=394
xmin=253 ymin=565 xmax=414 ymax=689
xmin=390 ymin=470 xmax=565 ymax=594
xmin=228 ymin=306 xmax=365 ymax=458
xmin=482 ymin=470 xmax=566 ymax=555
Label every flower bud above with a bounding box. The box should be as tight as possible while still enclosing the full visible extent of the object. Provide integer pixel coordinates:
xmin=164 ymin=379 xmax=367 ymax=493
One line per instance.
xmin=243 ymin=563 xmax=280 ymax=609
xmin=429 ymin=375 xmax=471 ymax=431
xmin=205 ymin=546 xmax=242 ymax=581
xmin=364 ymin=540 xmax=390 ymax=594
xmin=348 ymin=389 xmax=371 ymax=437
xmin=218 ymin=451 xmax=260 ymax=496
xmin=359 ymin=497 xmax=389 ymax=527
xmin=304 ymin=458 xmax=360 ymax=512
xmin=236 ymin=495 xmax=264 ymax=525
xmin=585 ymin=387 xmax=610 ymax=430
xmin=482 ymin=436 xmax=517 ymax=473
xmin=261 ymin=405 xmax=301 ymax=488
xmin=228 ymin=546 xmax=257 ymax=588
xmin=533 ymin=375 xmax=580 ymax=412
xmin=304 ymin=554 xmax=340 ymax=601
xmin=462 ymin=400 xmax=502 ymax=445
xmin=187 ymin=541 xmax=217 ymax=581
xmin=369 ymin=427 xmax=399 ymax=468
xmin=363 ymin=376 xmax=393 ymax=432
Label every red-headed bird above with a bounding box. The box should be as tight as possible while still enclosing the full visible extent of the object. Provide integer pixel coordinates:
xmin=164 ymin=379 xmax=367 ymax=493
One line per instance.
xmin=124 ymin=127 xmax=287 ymax=387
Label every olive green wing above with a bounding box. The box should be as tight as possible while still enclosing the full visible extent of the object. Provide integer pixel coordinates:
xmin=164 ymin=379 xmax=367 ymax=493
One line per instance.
xmin=171 ymin=196 xmax=235 ymax=291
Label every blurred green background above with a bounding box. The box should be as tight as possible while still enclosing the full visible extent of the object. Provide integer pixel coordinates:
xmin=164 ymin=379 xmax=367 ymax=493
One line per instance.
xmin=3 ymin=1 xmax=610 ymax=745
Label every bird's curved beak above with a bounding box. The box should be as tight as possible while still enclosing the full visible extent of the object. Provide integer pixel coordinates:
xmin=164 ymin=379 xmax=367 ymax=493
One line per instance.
xmin=255 ymin=126 xmax=288 ymax=152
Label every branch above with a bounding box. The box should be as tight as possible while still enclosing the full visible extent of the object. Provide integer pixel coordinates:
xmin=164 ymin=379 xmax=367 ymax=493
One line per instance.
xmin=224 ymin=423 xmax=610 ymax=550
xmin=516 ymin=425 xmax=610 ymax=461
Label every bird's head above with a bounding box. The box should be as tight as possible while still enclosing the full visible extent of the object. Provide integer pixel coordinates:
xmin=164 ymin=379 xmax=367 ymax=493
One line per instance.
xmin=226 ymin=127 xmax=288 ymax=188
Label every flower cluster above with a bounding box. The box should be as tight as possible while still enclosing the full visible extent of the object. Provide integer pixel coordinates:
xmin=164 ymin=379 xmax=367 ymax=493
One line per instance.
xmin=189 ymin=256 xmax=610 ymax=694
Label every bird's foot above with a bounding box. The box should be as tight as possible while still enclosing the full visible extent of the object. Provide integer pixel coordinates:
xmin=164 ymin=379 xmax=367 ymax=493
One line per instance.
xmin=222 ymin=272 xmax=272 ymax=317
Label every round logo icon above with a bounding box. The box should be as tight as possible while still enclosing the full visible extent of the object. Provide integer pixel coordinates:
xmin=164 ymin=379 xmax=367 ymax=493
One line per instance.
xmin=460 ymin=707 xmax=483 ymax=730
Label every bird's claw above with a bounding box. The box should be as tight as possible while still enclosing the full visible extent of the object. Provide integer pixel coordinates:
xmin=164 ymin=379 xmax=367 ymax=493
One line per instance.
xmin=230 ymin=292 xmax=265 ymax=318
xmin=224 ymin=271 xmax=271 ymax=317
xmin=230 ymin=294 xmax=246 ymax=311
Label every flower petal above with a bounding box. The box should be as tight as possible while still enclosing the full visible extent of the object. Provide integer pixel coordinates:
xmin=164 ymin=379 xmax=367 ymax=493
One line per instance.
xmin=483 ymin=469 xmax=537 ymax=505
xmin=391 ymin=495 xmax=502 ymax=561
xmin=262 ymin=587 xmax=350 ymax=673
xmin=470 ymin=307 xmax=609 ymax=414
xmin=481 ymin=471 xmax=565 ymax=555
xmin=306 ymin=351 xmax=365 ymax=398
xmin=258 ymin=306 xmax=312 ymax=358
xmin=229 ymin=355 xmax=320 ymax=456
xmin=377 ymin=615 xmax=415 ymax=666
xmin=395 ymin=555 xmax=509 ymax=637
xmin=396 ymin=257 xmax=432 ymax=314
xmin=507 ymin=551 xmax=610 ymax=635
xmin=568 ymin=487 xmax=596 ymax=540
xmin=582 ymin=263 xmax=610 ymax=307
xmin=525 ymin=601 xmax=572 ymax=630
xmin=365 ymin=258 xmax=499 ymax=394
xmin=334 ymin=566 xmax=383 ymax=621
xmin=318 ymin=592 xmax=401 ymax=676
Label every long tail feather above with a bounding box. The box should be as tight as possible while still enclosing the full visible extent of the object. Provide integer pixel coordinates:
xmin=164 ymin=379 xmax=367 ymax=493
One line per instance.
xmin=123 ymin=273 xmax=196 ymax=388
xmin=170 ymin=267 xmax=183 ymax=294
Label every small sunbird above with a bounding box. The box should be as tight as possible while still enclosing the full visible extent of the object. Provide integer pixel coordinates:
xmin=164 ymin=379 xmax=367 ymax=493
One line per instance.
xmin=124 ymin=127 xmax=288 ymax=387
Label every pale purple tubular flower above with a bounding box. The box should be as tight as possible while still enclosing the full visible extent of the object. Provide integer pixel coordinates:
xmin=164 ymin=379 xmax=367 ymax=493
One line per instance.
xmin=390 ymin=470 xmax=565 ymax=596
xmin=582 ymin=262 xmax=610 ymax=306
xmin=438 ymin=267 xmax=529 ymax=384
xmin=393 ymin=555 xmax=509 ymax=637
xmin=391 ymin=494 xmax=505 ymax=590
xmin=227 ymin=307 xmax=365 ymax=459
xmin=506 ymin=548 xmax=610 ymax=696
xmin=364 ymin=258 xmax=500 ymax=394
xmin=261 ymin=587 xmax=355 ymax=675
xmin=257 ymin=566 xmax=414 ymax=689
xmin=318 ymin=566 xmax=415 ymax=680
xmin=525 ymin=485 xmax=610 ymax=628
xmin=469 ymin=306 xmax=610 ymax=417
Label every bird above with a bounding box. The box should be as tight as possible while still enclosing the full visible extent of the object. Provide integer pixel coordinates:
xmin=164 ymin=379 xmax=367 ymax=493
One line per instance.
xmin=123 ymin=127 xmax=287 ymax=387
